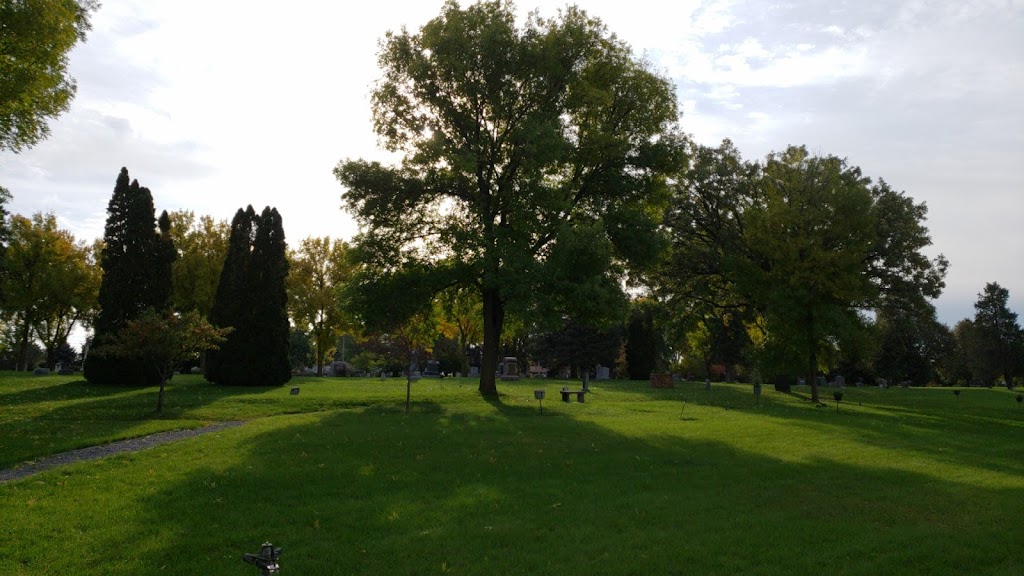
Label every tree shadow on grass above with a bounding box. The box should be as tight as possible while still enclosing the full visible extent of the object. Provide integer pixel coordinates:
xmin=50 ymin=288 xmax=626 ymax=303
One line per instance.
xmin=5 ymin=402 xmax=1022 ymax=575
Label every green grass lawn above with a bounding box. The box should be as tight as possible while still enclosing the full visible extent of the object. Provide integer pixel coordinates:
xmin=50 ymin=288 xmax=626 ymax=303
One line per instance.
xmin=2 ymin=372 xmax=1022 ymax=575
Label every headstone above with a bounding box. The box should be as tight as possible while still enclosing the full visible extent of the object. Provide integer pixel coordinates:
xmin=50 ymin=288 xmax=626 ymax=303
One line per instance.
xmin=423 ymin=360 xmax=440 ymax=377
xmin=797 ymin=377 xmax=806 ymax=386
xmin=833 ymin=375 xmax=845 ymax=388
xmin=469 ymin=366 xmax=480 ymax=377
xmin=290 ymin=387 xmax=300 ymax=395
xmin=410 ymin=371 xmax=422 ymax=381
xmin=190 ymin=366 xmax=202 ymax=375
xmin=455 ymin=372 xmax=462 ymax=378
xmin=596 ymin=365 xmax=610 ymax=380
xmin=558 ymin=366 xmax=571 ymax=379
xmin=704 ymin=378 xmax=711 ymax=391
xmin=501 ymin=357 xmax=519 ymax=381
xmin=32 ymin=367 xmax=49 ymax=376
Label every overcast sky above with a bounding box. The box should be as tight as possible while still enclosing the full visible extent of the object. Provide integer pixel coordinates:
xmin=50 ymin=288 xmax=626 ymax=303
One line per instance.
xmin=3 ymin=0 xmax=1022 ymax=326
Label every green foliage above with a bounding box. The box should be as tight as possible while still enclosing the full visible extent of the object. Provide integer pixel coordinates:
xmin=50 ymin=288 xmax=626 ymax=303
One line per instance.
xmin=206 ymin=206 xmax=291 ymax=386
xmin=287 ymin=237 xmax=351 ymax=375
xmin=336 ymin=1 xmax=684 ymax=395
xmin=0 ymin=0 xmax=98 ymax=152
xmin=288 ymin=328 xmax=314 ymax=372
xmin=2 ymin=212 xmax=96 ymax=371
xmin=92 ymin=309 xmax=230 ymax=411
xmin=625 ymin=299 xmax=666 ymax=380
xmin=85 ymin=168 xmax=175 ymax=386
xmin=530 ymin=318 xmax=622 ymax=377
xmin=659 ymin=143 xmax=947 ymax=401
xmin=971 ymin=282 xmax=1023 ymax=384
xmin=349 ymin=350 xmax=381 ymax=374
xmin=873 ymin=304 xmax=951 ymax=386
xmin=436 ymin=286 xmax=483 ymax=374
xmin=167 ymin=210 xmax=229 ymax=317
xmin=0 ymin=186 xmax=11 ymax=294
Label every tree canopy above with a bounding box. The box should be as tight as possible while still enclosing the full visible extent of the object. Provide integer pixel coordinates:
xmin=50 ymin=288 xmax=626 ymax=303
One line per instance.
xmin=658 ymin=142 xmax=947 ymax=400
xmin=0 ymin=0 xmax=99 ymax=152
xmin=287 ymin=236 xmax=351 ymax=375
xmin=94 ymin=308 xmax=230 ymax=412
xmin=2 ymin=212 xmax=97 ymax=370
xmin=336 ymin=1 xmax=684 ymax=395
xmin=971 ymin=282 xmax=1023 ymax=384
xmin=168 ymin=210 xmax=230 ymax=317
xmin=206 ymin=206 xmax=291 ymax=386
xmin=84 ymin=167 xmax=176 ymax=386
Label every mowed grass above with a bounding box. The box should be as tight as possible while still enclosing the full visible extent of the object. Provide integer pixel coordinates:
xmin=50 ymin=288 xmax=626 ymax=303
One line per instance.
xmin=2 ymin=373 xmax=1023 ymax=575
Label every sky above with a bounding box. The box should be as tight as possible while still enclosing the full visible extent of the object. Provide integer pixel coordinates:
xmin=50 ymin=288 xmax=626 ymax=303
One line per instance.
xmin=3 ymin=0 xmax=1022 ymax=327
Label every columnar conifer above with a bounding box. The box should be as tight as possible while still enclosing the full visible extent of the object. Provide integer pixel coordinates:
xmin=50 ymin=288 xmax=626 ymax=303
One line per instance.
xmin=85 ymin=167 xmax=175 ymax=385
xmin=205 ymin=206 xmax=291 ymax=386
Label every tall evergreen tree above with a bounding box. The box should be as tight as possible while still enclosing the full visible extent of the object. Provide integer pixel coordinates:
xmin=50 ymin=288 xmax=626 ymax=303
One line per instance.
xmin=206 ymin=206 xmax=291 ymax=386
xmin=973 ymin=282 xmax=1023 ymax=384
xmin=625 ymin=300 xmax=665 ymax=380
xmin=84 ymin=167 xmax=175 ymax=385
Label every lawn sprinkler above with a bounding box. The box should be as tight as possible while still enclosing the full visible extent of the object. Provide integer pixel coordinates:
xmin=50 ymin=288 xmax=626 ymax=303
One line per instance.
xmin=243 ymin=542 xmax=282 ymax=575
xmin=833 ymin=391 xmax=844 ymax=413
xmin=534 ymin=389 xmax=545 ymax=415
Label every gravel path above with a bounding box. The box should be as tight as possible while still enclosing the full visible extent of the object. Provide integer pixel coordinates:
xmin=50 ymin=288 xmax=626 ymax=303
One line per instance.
xmin=0 ymin=421 xmax=245 ymax=484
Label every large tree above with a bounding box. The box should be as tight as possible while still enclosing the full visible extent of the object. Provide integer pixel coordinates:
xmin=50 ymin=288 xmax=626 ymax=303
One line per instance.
xmin=84 ymin=168 xmax=176 ymax=386
xmin=659 ymin=143 xmax=947 ymax=402
xmin=167 ymin=210 xmax=230 ymax=317
xmin=335 ymin=1 xmax=684 ymax=395
xmin=2 ymin=212 xmax=95 ymax=370
xmin=873 ymin=303 xmax=951 ymax=386
xmin=206 ymin=206 xmax=291 ymax=386
xmin=32 ymin=234 xmax=100 ymax=371
xmin=287 ymin=237 xmax=351 ymax=375
xmin=0 ymin=0 xmax=98 ymax=152
xmin=972 ymin=282 xmax=1023 ymax=385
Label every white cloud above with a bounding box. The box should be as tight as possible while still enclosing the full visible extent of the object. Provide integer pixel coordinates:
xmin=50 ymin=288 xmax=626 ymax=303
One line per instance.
xmin=2 ymin=0 xmax=1022 ymax=327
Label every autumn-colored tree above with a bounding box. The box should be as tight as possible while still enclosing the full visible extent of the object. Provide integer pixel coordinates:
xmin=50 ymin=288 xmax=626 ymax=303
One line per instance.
xmin=287 ymin=237 xmax=351 ymax=375
xmin=2 ymin=212 xmax=97 ymax=370
xmin=167 ymin=210 xmax=230 ymax=317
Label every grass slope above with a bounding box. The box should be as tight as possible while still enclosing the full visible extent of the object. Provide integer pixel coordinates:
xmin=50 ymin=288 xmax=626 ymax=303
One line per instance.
xmin=2 ymin=373 xmax=1022 ymax=575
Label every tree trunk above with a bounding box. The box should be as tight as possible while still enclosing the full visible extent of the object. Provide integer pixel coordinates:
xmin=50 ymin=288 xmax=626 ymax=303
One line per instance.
xmin=808 ymin=348 xmax=819 ymax=403
xmin=16 ymin=317 xmax=33 ymax=371
xmin=479 ymin=288 xmax=504 ymax=396
xmin=406 ymin=349 xmax=414 ymax=413
xmin=157 ymin=378 xmax=167 ymax=413
xmin=45 ymin=346 xmax=58 ymax=372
